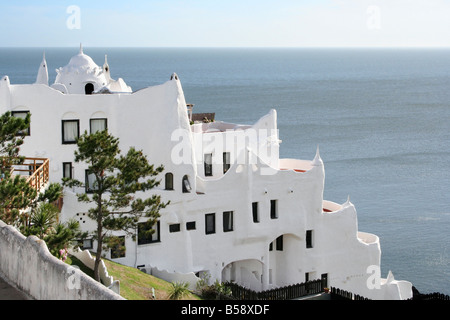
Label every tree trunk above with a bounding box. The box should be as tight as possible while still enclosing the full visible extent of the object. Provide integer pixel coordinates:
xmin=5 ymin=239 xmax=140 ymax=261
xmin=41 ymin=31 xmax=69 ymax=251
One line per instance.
xmin=94 ymin=196 xmax=103 ymax=282
xmin=94 ymin=239 xmax=102 ymax=282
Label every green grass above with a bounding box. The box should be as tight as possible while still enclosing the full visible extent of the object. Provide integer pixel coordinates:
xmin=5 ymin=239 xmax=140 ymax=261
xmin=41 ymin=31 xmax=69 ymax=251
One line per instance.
xmin=66 ymin=255 xmax=201 ymax=300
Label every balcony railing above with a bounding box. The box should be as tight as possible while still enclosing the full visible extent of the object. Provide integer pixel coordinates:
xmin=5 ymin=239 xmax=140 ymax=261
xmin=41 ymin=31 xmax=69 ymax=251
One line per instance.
xmin=10 ymin=158 xmax=50 ymax=193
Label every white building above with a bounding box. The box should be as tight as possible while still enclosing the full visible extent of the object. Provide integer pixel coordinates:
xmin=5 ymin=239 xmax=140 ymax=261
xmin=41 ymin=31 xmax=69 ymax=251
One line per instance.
xmin=0 ymin=48 xmax=412 ymax=300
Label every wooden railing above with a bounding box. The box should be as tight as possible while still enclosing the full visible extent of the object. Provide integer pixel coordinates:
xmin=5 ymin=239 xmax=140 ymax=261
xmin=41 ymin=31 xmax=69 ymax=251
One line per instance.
xmin=10 ymin=157 xmax=50 ymax=192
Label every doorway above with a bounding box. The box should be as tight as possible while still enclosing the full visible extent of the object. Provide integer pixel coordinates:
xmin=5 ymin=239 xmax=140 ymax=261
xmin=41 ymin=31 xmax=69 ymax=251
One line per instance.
xmin=85 ymin=83 xmax=94 ymax=95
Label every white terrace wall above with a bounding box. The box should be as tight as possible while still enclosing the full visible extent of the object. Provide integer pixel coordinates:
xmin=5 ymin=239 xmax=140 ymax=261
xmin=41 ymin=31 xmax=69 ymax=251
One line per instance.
xmin=141 ymin=265 xmax=201 ymax=292
xmin=69 ymin=247 xmax=120 ymax=294
xmin=0 ymin=220 xmax=124 ymax=300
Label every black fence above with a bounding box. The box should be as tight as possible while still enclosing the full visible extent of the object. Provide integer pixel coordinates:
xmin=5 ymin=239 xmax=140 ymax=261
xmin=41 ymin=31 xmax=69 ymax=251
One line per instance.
xmin=329 ymin=287 xmax=370 ymax=300
xmin=223 ymin=279 xmax=324 ymax=300
xmin=220 ymin=282 xmax=450 ymax=301
xmin=412 ymin=287 xmax=450 ymax=301
xmin=332 ymin=286 xmax=450 ymax=301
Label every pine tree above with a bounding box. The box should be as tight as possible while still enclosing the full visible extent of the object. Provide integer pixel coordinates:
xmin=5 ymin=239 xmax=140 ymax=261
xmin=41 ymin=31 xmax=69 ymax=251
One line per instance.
xmin=0 ymin=111 xmax=30 ymax=167
xmin=63 ymin=130 xmax=168 ymax=281
xmin=0 ymin=111 xmax=37 ymax=225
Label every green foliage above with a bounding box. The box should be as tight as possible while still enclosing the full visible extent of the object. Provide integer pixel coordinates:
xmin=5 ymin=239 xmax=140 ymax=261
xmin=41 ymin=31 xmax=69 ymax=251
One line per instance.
xmin=25 ymin=202 xmax=59 ymax=238
xmin=37 ymin=182 xmax=63 ymax=203
xmin=45 ymin=219 xmax=82 ymax=257
xmin=62 ymin=130 xmax=168 ymax=281
xmin=168 ymin=281 xmax=190 ymax=300
xmin=104 ymin=235 xmax=126 ymax=259
xmin=0 ymin=175 xmax=37 ymax=226
xmin=0 ymin=111 xmax=30 ymax=172
xmin=195 ymin=273 xmax=232 ymax=299
xmin=0 ymin=111 xmax=79 ymax=259
xmin=17 ymin=182 xmax=63 ymax=230
xmin=21 ymin=201 xmax=82 ymax=257
xmin=213 ymin=280 xmax=232 ymax=297
xmin=0 ymin=111 xmax=36 ymax=226
xmin=196 ymin=272 xmax=211 ymax=292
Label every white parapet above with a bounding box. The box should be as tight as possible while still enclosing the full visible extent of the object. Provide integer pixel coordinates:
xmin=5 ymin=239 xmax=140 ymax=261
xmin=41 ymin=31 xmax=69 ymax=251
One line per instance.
xmin=69 ymin=247 xmax=120 ymax=294
xmin=0 ymin=220 xmax=123 ymax=300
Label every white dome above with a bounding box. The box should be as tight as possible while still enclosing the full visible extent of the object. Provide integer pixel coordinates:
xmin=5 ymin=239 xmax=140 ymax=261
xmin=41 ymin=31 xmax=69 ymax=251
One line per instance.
xmin=54 ymin=46 xmax=107 ymax=95
xmin=52 ymin=46 xmax=132 ymax=95
xmin=65 ymin=52 xmax=100 ymax=72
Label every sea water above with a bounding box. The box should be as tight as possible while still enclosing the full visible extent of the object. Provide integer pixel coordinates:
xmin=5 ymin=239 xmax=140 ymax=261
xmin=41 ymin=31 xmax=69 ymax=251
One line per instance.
xmin=1 ymin=47 xmax=449 ymax=295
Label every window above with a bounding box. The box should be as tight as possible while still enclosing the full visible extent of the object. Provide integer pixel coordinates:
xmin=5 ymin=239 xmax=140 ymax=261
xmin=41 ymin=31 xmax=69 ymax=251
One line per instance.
xmin=276 ymin=235 xmax=283 ymax=251
xmin=138 ymin=221 xmax=160 ymax=245
xmin=182 ymin=175 xmax=192 ymax=193
xmin=90 ymin=118 xmax=107 ymax=134
xmin=11 ymin=111 xmax=30 ymax=136
xmin=205 ymin=213 xmax=215 ymax=235
xmin=165 ymin=173 xmax=174 ymax=191
xmin=110 ymin=236 xmax=126 ymax=259
xmin=223 ymin=152 xmax=231 ymax=174
xmin=270 ymin=200 xmax=278 ymax=219
xmin=252 ymin=202 xmax=259 ymax=223
xmin=63 ymin=162 xmax=72 ymax=179
xmin=204 ymin=153 xmax=213 ymax=177
xmin=62 ymin=120 xmax=80 ymax=144
xmin=85 ymin=170 xmax=97 ymax=193
xmin=169 ymin=224 xmax=181 ymax=233
xmin=186 ymin=221 xmax=196 ymax=230
xmin=223 ymin=211 xmax=233 ymax=232
xmin=81 ymin=239 xmax=93 ymax=250
xmin=306 ymin=230 xmax=313 ymax=249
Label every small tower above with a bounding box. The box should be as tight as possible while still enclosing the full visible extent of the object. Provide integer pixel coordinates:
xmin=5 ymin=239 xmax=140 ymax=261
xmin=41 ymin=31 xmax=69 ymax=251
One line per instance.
xmin=103 ymin=55 xmax=112 ymax=84
xmin=312 ymin=145 xmax=323 ymax=166
xmin=35 ymin=52 xmax=49 ymax=86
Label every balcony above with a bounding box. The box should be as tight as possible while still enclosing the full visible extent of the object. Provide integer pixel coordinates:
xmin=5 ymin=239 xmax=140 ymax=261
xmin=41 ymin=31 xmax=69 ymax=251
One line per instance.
xmin=10 ymin=158 xmax=50 ymax=193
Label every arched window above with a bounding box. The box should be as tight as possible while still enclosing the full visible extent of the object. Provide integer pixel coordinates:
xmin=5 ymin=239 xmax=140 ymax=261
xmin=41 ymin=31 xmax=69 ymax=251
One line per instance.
xmin=182 ymin=175 xmax=191 ymax=193
xmin=85 ymin=83 xmax=94 ymax=95
xmin=165 ymin=173 xmax=174 ymax=191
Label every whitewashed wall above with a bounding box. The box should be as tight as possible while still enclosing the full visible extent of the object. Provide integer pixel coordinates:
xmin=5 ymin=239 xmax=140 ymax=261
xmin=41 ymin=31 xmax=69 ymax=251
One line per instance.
xmin=0 ymin=220 xmax=124 ymax=300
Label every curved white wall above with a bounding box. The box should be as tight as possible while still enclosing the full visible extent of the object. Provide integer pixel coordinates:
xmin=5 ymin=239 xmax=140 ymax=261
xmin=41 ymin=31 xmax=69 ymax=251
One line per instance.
xmin=0 ymin=220 xmax=123 ymax=300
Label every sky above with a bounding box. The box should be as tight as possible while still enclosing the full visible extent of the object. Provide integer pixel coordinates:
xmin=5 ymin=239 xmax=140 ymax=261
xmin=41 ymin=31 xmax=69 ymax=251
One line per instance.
xmin=0 ymin=0 xmax=449 ymax=48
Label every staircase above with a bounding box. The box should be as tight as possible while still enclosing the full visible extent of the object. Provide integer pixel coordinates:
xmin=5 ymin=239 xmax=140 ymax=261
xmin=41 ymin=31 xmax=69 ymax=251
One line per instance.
xmin=10 ymin=157 xmax=50 ymax=193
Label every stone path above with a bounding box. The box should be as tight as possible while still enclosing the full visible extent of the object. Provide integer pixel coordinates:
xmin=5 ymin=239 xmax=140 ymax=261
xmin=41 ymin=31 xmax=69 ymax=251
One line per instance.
xmin=0 ymin=275 xmax=28 ymax=300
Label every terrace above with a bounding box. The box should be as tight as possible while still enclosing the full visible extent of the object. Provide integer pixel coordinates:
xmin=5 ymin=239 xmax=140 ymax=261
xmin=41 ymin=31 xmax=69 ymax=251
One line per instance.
xmin=9 ymin=157 xmax=50 ymax=193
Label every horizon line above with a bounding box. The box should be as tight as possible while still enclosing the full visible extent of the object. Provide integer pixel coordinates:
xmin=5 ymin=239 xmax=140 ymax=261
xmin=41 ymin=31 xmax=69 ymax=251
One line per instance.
xmin=1 ymin=45 xmax=450 ymax=50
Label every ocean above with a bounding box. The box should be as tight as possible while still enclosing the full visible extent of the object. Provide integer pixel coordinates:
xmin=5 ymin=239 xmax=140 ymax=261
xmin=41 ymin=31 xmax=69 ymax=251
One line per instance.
xmin=1 ymin=47 xmax=449 ymax=295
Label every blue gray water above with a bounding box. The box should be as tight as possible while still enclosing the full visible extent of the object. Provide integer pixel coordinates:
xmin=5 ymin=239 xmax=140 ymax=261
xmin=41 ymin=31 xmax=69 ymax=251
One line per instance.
xmin=1 ymin=47 xmax=449 ymax=295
